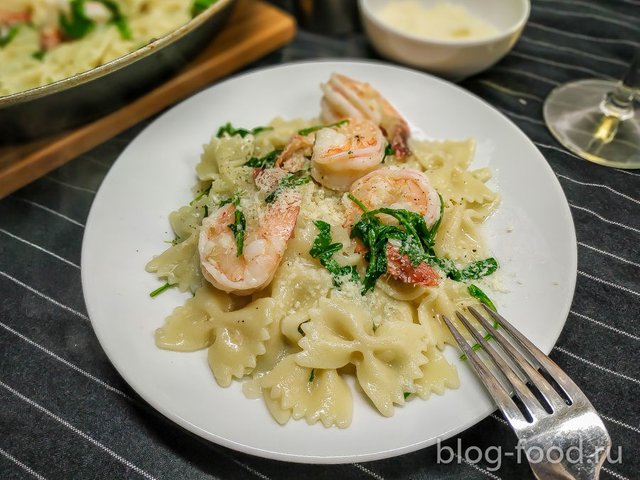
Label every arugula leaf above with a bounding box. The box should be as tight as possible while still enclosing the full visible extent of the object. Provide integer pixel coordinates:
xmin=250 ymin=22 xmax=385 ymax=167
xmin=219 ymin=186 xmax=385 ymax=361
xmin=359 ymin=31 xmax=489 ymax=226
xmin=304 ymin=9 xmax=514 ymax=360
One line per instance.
xmin=264 ymin=172 xmax=310 ymax=204
xmin=59 ymin=0 xmax=94 ymax=39
xmin=191 ymin=0 xmax=219 ymax=17
xmin=32 ymin=49 xmax=46 ymax=61
xmin=348 ymin=194 xmax=497 ymax=294
xmin=0 ymin=25 xmax=20 ymax=48
xmin=348 ymin=195 xmax=433 ymax=294
xmin=96 ymin=0 xmax=131 ymax=39
xmin=218 ymin=192 xmax=241 ymax=207
xmin=446 ymin=258 xmax=499 ymax=281
xmin=250 ymin=126 xmax=273 ymax=135
xmin=459 ymin=342 xmax=485 ymax=361
xmin=150 ymin=282 xmax=173 ymax=297
xmin=297 ymin=119 xmax=349 ymax=136
xmin=190 ymin=184 xmax=212 ymax=205
xmin=216 ymin=122 xmax=273 ymax=138
xmin=310 ymin=220 xmax=359 ymax=287
xmin=425 ymin=193 xmax=444 ymax=246
xmin=228 ymin=208 xmax=246 ymax=256
xmin=467 ymin=284 xmax=497 ymax=311
xmin=245 ymin=149 xmax=282 ymax=169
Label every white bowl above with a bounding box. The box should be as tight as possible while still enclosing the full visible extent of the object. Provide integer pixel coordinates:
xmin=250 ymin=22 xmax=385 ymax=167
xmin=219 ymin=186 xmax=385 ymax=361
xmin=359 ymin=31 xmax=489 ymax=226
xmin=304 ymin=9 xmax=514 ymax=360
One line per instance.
xmin=359 ymin=0 xmax=530 ymax=79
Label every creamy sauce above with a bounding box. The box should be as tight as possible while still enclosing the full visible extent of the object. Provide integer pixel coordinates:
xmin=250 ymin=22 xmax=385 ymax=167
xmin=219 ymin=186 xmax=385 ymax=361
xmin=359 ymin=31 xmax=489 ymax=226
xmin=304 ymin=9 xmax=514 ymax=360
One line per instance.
xmin=376 ymin=1 xmax=499 ymax=41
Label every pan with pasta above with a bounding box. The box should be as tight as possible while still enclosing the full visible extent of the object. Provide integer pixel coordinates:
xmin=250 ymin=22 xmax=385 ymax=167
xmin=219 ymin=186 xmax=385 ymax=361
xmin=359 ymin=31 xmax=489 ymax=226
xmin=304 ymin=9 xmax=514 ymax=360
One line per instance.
xmin=0 ymin=0 xmax=221 ymax=96
xmin=146 ymin=73 xmax=501 ymax=428
xmin=0 ymin=0 xmax=235 ymax=142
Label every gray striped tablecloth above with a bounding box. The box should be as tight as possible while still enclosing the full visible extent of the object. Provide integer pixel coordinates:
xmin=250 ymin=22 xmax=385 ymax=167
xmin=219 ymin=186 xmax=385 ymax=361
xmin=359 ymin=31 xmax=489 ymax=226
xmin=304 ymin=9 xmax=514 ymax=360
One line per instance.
xmin=1 ymin=1 xmax=638 ymax=479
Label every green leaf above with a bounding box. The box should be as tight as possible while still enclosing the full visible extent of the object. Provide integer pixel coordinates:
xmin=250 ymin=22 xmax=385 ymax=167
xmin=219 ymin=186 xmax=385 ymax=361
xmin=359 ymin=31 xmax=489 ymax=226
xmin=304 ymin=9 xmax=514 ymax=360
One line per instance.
xmin=309 ymin=220 xmax=342 ymax=258
xmin=59 ymin=0 xmax=95 ymax=40
xmin=216 ymin=122 xmax=272 ymax=138
xmin=264 ymin=172 xmax=310 ymax=204
xmin=403 ymin=392 xmax=410 ymax=400
xmin=424 ymin=193 xmax=444 ymax=246
xmin=347 ymin=193 xmax=497 ymax=294
xmin=467 ymin=284 xmax=497 ymax=311
xmin=218 ymin=192 xmax=242 ymax=207
xmin=459 ymin=342 xmax=484 ymax=361
xmin=190 ymin=184 xmax=212 ymax=205
xmin=308 ymin=368 xmax=315 ymax=383
xmin=96 ymin=0 xmax=131 ymax=39
xmin=310 ymin=220 xmax=360 ymax=287
xmin=228 ymin=208 xmax=246 ymax=257
xmin=0 ymin=25 xmax=20 ymax=48
xmin=191 ymin=0 xmax=219 ymax=17
xmin=31 ymin=49 xmax=46 ymax=61
xmin=245 ymin=149 xmax=282 ymax=169
xmin=150 ymin=282 xmax=173 ymax=297
xmin=297 ymin=119 xmax=349 ymax=136
xmin=449 ymin=258 xmax=498 ymax=281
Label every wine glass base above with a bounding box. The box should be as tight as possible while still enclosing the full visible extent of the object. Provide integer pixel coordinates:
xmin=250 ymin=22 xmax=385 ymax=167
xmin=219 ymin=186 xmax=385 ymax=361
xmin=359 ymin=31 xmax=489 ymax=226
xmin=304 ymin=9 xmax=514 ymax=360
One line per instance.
xmin=543 ymin=79 xmax=640 ymax=169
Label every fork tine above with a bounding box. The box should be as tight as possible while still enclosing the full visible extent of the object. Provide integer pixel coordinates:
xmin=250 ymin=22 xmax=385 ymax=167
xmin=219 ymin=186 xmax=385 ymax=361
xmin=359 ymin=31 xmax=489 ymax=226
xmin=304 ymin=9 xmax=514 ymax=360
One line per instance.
xmin=441 ymin=314 xmax=529 ymax=428
xmin=468 ymin=306 xmax=568 ymax=412
xmin=480 ymin=305 xmax=584 ymax=403
xmin=455 ymin=311 xmax=548 ymax=420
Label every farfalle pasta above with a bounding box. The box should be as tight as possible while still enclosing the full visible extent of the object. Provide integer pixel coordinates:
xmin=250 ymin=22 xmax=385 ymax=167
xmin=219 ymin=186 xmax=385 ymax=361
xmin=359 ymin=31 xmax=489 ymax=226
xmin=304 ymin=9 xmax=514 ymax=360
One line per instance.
xmin=147 ymin=75 xmax=500 ymax=428
xmin=0 ymin=0 xmax=210 ymax=96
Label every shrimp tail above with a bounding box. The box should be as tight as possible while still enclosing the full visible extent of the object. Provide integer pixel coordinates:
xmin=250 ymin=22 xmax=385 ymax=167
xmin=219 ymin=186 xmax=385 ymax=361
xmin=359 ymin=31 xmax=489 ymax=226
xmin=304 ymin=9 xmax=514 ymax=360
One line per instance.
xmin=321 ymin=73 xmax=412 ymax=160
xmin=380 ymin=123 xmax=410 ymax=160
xmin=385 ymin=244 xmax=439 ymax=287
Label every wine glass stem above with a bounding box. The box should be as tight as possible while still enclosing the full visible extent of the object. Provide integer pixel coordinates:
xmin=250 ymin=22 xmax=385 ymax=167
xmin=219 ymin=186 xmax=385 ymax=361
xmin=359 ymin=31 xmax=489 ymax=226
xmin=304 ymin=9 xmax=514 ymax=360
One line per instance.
xmin=601 ymin=49 xmax=639 ymax=120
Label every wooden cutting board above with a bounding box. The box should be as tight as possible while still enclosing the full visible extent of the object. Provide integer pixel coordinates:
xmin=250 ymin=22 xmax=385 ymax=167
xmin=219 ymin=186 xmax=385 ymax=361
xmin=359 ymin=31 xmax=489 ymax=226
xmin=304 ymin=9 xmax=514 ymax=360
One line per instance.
xmin=0 ymin=0 xmax=295 ymax=198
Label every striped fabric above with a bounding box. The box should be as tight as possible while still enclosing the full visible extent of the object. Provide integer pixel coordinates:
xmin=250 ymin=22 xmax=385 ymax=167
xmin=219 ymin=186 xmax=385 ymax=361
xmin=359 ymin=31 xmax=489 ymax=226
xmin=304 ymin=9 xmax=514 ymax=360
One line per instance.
xmin=1 ymin=1 xmax=638 ymax=478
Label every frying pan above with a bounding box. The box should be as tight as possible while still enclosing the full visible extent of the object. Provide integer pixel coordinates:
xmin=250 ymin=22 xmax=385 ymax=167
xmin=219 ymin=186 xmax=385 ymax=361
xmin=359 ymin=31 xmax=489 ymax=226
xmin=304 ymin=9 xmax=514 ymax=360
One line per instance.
xmin=0 ymin=0 xmax=237 ymax=144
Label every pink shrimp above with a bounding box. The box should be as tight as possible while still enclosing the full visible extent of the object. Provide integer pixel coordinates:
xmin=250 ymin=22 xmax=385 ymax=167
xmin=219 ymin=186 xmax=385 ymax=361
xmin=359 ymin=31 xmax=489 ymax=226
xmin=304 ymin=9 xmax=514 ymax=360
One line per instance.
xmin=320 ymin=73 xmax=411 ymax=160
xmin=346 ymin=167 xmax=441 ymax=287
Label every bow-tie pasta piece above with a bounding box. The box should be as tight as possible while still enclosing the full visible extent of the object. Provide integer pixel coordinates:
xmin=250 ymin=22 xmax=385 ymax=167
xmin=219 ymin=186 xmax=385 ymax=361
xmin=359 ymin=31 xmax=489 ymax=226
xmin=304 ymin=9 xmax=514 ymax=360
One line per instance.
xmin=269 ymin=257 xmax=333 ymax=344
xmin=146 ymin=233 xmax=201 ymax=293
xmin=155 ymin=283 xmax=275 ymax=387
xmin=198 ymin=291 xmax=276 ymax=386
xmin=297 ymin=297 xmax=429 ymax=417
xmin=196 ymin=134 xmax=254 ymax=190
xmin=414 ymin=348 xmax=460 ymax=399
xmin=418 ymin=280 xmax=481 ymax=348
xmin=435 ymin=202 xmax=494 ymax=261
xmin=413 ymin=138 xmax=498 ymax=207
xmin=155 ymin=288 xmax=229 ymax=351
xmin=410 ymin=139 xmax=499 ymax=261
xmin=260 ymin=355 xmax=352 ymax=428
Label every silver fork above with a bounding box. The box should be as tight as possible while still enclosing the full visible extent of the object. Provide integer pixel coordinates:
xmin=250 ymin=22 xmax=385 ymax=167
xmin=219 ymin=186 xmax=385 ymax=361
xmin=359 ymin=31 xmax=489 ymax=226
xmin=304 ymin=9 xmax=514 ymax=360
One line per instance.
xmin=442 ymin=306 xmax=611 ymax=480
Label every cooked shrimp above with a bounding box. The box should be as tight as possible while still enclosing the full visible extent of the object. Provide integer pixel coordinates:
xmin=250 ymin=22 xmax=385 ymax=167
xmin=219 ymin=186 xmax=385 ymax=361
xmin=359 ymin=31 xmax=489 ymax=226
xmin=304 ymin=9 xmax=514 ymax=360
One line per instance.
xmin=320 ymin=73 xmax=411 ymax=159
xmin=198 ymin=189 xmax=301 ymax=296
xmin=39 ymin=26 xmax=62 ymax=50
xmin=311 ymin=118 xmax=386 ymax=191
xmin=346 ymin=167 xmax=441 ymax=287
xmin=275 ymin=134 xmax=314 ymax=173
xmin=0 ymin=9 xmax=31 ymax=26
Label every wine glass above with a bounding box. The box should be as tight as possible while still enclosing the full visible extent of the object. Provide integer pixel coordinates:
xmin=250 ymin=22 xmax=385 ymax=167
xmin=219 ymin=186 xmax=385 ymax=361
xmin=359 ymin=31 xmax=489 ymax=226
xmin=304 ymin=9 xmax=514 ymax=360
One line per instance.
xmin=543 ymin=49 xmax=640 ymax=169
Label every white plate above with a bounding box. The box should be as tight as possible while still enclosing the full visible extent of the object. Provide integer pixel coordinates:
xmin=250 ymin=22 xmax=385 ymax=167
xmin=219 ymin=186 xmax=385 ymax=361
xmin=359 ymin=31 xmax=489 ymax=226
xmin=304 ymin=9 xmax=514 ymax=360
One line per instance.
xmin=82 ymin=60 xmax=577 ymax=464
